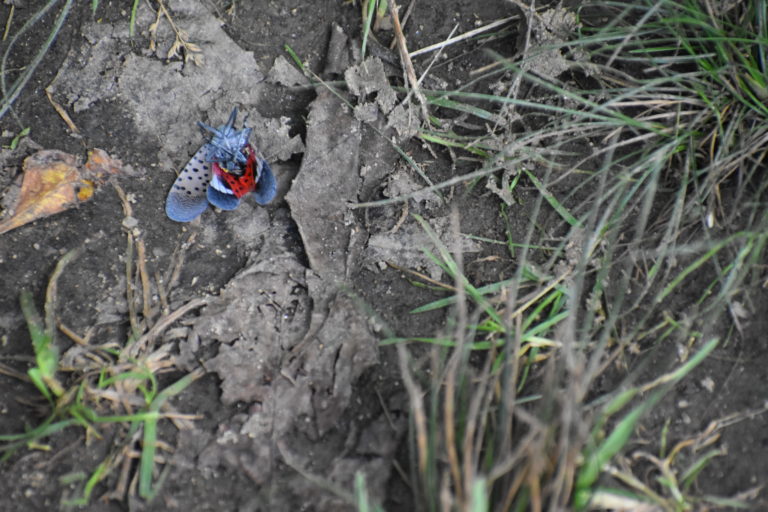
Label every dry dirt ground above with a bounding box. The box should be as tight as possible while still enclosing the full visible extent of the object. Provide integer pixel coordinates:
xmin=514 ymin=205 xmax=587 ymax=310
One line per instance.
xmin=0 ymin=1 xmax=766 ymax=511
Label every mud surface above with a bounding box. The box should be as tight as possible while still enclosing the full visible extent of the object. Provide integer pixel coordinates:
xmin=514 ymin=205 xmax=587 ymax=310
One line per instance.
xmin=0 ymin=1 xmax=766 ymax=510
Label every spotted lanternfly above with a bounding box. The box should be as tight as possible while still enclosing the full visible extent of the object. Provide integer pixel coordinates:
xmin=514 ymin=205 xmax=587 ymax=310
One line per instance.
xmin=165 ymin=108 xmax=277 ymax=222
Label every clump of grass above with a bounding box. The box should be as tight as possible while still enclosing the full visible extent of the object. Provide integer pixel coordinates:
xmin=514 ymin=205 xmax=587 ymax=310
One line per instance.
xmin=1 ymin=199 xmax=205 ymax=505
xmin=389 ymin=211 xmax=729 ymax=510
xmin=584 ymin=396 xmax=768 ymax=510
xmin=377 ymin=0 xmax=768 ymax=510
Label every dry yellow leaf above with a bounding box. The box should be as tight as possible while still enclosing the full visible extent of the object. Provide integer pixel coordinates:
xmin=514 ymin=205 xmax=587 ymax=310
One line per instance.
xmin=0 ymin=148 xmax=124 ymax=235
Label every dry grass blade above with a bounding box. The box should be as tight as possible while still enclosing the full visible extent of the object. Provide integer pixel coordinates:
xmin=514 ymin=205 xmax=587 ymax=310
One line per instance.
xmin=45 ymin=86 xmax=79 ymax=133
xmin=385 ymin=261 xmax=457 ymax=292
xmin=396 ymin=343 xmax=429 ymax=477
xmin=388 ymin=0 xmax=430 ymax=123
xmin=135 ymin=235 xmax=153 ymax=328
xmin=123 ymin=296 xmax=209 ymax=360
xmin=0 ymin=361 xmax=30 ymax=381
xmin=409 ymin=16 xmax=518 ymax=58
xmin=164 ymin=231 xmax=197 ymax=300
xmin=114 ymin=183 xmax=142 ymax=336
xmin=150 ymin=0 xmax=203 ymax=66
xmin=2 ymin=4 xmax=13 ymax=41
xmin=349 ymin=164 xmax=504 ymax=208
xmin=114 ymin=183 xmax=155 ymax=330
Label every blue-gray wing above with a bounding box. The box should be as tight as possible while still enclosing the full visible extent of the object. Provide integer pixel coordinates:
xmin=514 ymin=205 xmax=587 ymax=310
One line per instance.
xmin=252 ymin=159 xmax=277 ymax=205
xmin=166 ymin=146 xmax=211 ymax=222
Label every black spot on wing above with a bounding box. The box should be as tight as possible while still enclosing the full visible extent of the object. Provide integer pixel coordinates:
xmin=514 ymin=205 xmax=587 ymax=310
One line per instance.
xmin=170 ymin=145 xmax=212 ymax=205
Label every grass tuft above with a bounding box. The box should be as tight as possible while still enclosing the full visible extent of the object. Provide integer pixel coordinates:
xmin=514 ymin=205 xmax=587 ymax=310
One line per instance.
xmin=380 ymin=0 xmax=768 ymax=510
xmin=3 ymin=204 xmax=205 ymax=505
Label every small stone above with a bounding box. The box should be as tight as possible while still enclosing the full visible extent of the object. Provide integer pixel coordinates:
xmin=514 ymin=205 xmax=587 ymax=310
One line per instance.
xmin=122 ymin=216 xmax=139 ymax=230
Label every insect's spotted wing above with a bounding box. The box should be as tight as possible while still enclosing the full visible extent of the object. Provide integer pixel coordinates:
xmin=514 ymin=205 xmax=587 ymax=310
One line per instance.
xmin=167 ymin=109 xmax=277 ymax=221
xmin=252 ymin=158 xmax=277 ymax=205
xmin=165 ymin=146 xmax=212 ymax=222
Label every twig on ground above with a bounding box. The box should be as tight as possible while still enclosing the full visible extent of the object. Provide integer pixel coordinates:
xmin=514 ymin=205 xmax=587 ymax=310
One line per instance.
xmin=57 ymin=323 xmax=88 ymax=345
xmin=411 ymin=23 xmax=459 ymax=96
xmin=135 ymin=235 xmax=153 ymax=328
xmin=389 ymin=0 xmax=430 ymax=123
xmin=2 ymin=4 xmax=13 ymax=41
xmin=0 ymin=361 xmax=30 ymax=381
xmin=113 ymin=184 xmax=140 ymax=336
xmin=387 ymin=202 xmax=409 ymax=234
xmin=386 ymin=261 xmax=457 ymax=292
xmin=389 ymin=0 xmax=418 ymax=50
xmin=151 ymin=0 xmax=203 ymax=66
xmin=123 ymin=296 xmax=209 ymax=360
xmin=165 ymin=231 xmax=197 ymax=297
xmin=45 ymin=86 xmax=79 ymax=133
xmin=396 ymin=343 xmax=429 ymax=476
xmin=409 ymin=16 xmax=518 ymax=58
xmin=154 ymin=270 xmax=169 ymax=315
xmin=114 ymin=183 xmax=154 ymax=328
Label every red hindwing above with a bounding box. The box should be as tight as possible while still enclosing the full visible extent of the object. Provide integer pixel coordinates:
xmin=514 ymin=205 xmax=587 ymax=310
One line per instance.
xmin=213 ymin=145 xmax=257 ymax=199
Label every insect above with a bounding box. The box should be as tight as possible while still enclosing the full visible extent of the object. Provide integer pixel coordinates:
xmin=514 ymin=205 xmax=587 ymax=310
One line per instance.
xmin=165 ymin=108 xmax=277 ymax=222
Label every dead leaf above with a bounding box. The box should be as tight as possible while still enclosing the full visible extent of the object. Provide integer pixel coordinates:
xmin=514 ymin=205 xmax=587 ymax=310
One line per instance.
xmin=83 ymin=148 xmax=124 ymax=182
xmin=0 ymin=148 xmax=124 ymax=235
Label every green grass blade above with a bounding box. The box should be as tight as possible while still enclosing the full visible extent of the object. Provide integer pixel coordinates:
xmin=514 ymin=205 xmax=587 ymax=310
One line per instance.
xmin=380 ymin=336 xmax=457 ymax=346
xmin=360 ymin=0 xmax=377 ymax=61
xmin=60 ymin=456 xmax=112 ymax=506
xmin=139 ymin=369 xmax=203 ymax=499
xmin=19 ymin=290 xmax=59 ymax=400
xmin=427 ymin=96 xmax=495 ymax=120
xmin=19 ymin=290 xmax=46 ymax=353
xmin=284 ymin=44 xmax=305 ymax=72
xmin=573 ymin=392 xmax=663 ymax=509
xmin=575 ymin=338 xmax=720 ymax=509
xmin=655 ymin=233 xmax=741 ymax=303
xmin=7 ymin=126 xmax=29 ymax=149
xmin=354 ymin=471 xmax=384 ymax=512
xmin=419 ymin=132 xmax=490 ymax=157
xmin=469 ymin=476 xmax=489 ymax=512
xmin=412 ymin=214 xmax=503 ymax=326
xmin=681 ymin=448 xmax=722 ymax=492
xmin=129 ymin=0 xmax=140 ymax=37
xmin=0 ymin=418 xmax=77 ymax=453
xmin=521 ymin=169 xmax=582 ymax=227
xmin=410 ymin=278 xmax=517 ymax=313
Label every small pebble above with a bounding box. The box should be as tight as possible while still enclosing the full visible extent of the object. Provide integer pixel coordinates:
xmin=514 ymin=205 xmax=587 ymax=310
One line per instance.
xmin=122 ymin=216 xmax=139 ymax=230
